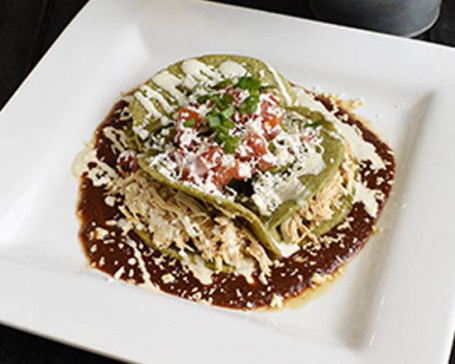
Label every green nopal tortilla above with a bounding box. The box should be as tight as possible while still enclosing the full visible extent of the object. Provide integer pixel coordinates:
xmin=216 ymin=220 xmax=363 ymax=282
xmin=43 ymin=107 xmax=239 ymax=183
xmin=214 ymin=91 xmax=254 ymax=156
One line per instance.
xmin=127 ymin=55 xmax=350 ymax=257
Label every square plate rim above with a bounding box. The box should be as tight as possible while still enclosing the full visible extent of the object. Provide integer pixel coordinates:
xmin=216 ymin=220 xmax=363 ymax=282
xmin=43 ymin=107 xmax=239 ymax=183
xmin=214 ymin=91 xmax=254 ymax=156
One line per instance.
xmin=1 ymin=1 xmax=455 ymax=363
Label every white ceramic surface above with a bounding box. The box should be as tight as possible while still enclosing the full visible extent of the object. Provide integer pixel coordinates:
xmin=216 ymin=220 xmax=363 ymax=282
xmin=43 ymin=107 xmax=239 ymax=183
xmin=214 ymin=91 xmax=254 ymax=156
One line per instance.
xmin=1 ymin=1 xmax=455 ymax=363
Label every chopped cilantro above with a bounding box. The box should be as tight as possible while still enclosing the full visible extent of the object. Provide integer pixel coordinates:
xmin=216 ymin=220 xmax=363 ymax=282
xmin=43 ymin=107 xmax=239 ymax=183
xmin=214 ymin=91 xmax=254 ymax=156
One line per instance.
xmin=215 ymin=130 xmax=228 ymax=143
xmin=183 ymin=118 xmax=196 ymax=127
xmin=239 ymin=94 xmax=259 ymax=114
xmin=197 ymin=94 xmax=210 ymax=104
xmin=221 ymin=118 xmax=236 ymax=129
xmin=221 ymin=106 xmax=235 ymax=118
xmin=236 ymin=76 xmax=261 ymax=92
xmin=223 ymin=135 xmax=240 ymax=154
xmin=221 ymin=93 xmax=234 ymax=105
xmin=194 ymin=76 xmax=271 ymax=153
xmin=211 ymin=94 xmax=224 ymax=109
xmin=207 ymin=114 xmax=221 ymax=128
xmin=215 ymin=79 xmax=233 ymax=89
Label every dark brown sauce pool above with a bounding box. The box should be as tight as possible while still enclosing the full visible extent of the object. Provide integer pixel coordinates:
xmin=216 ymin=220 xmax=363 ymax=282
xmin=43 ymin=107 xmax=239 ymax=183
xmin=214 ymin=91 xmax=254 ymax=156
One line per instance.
xmin=77 ymin=98 xmax=395 ymax=310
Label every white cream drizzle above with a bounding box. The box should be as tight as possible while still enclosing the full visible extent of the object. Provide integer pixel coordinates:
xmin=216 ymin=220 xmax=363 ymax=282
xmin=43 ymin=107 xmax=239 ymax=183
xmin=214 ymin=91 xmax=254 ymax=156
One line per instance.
xmin=295 ymin=145 xmax=326 ymax=175
xmin=274 ymin=240 xmax=301 ymax=258
xmin=141 ymin=85 xmax=175 ymax=113
xmin=335 ymin=122 xmax=385 ymax=170
xmin=125 ymin=238 xmax=156 ymax=289
xmin=182 ymin=74 xmax=198 ymax=90
xmin=152 ymin=71 xmax=186 ymax=105
xmin=234 ymin=258 xmax=256 ymax=284
xmin=266 ymin=63 xmax=293 ymax=106
xmin=72 ymin=144 xmax=96 ymax=177
xmin=294 ymin=88 xmax=388 ymax=218
xmin=353 ymin=179 xmax=384 ymax=218
xmin=181 ymin=59 xmax=223 ymax=83
xmin=113 ymin=266 xmax=125 ymax=280
xmin=183 ymin=254 xmax=214 ymax=285
xmin=134 ymin=91 xmax=161 ymax=119
xmin=294 ymin=89 xmax=385 ymax=171
xmin=103 ymin=126 xmax=127 ymax=152
xmin=218 ymin=60 xmax=247 ymax=78
xmin=72 ymin=143 xmax=117 ymax=187
xmin=251 ymin=141 xmax=325 ymax=216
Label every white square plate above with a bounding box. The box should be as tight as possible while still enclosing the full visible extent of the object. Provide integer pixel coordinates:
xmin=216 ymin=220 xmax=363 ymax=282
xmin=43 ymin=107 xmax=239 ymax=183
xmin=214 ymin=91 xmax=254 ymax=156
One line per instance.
xmin=1 ymin=1 xmax=455 ymax=363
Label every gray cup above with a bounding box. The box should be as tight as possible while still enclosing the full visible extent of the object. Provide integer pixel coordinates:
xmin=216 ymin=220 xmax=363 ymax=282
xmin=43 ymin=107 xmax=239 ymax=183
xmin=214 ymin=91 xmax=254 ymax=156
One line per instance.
xmin=309 ymin=0 xmax=442 ymax=37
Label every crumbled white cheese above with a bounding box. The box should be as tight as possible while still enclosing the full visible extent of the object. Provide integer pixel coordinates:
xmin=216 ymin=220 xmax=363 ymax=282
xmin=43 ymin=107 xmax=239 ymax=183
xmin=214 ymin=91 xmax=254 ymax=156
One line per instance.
xmin=161 ymin=273 xmax=176 ymax=284
xmin=270 ymin=294 xmax=284 ymax=308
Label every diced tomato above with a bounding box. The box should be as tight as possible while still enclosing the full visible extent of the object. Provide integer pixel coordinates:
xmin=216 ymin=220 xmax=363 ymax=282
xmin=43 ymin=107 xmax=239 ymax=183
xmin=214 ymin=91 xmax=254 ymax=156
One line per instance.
xmin=177 ymin=107 xmax=203 ymax=128
xmin=246 ymin=132 xmax=268 ymax=156
xmin=257 ymin=156 xmax=276 ymax=171
xmin=263 ymin=123 xmax=282 ymax=140
xmin=215 ymin=160 xmax=251 ymax=187
xmin=229 ymin=162 xmax=243 ymax=180
xmin=199 ymin=146 xmax=225 ymax=171
xmin=169 ymin=148 xmax=185 ymax=163
xmin=180 ymin=167 xmax=191 ymax=181
xmin=197 ymin=148 xmax=249 ymax=187
xmin=269 ymin=93 xmax=281 ymax=105
xmin=259 ymin=94 xmax=284 ymax=140
xmin=213 ymin=168 xmax=236 ymax=188
xmin=263 ymin=113 xmax=283 ymax=129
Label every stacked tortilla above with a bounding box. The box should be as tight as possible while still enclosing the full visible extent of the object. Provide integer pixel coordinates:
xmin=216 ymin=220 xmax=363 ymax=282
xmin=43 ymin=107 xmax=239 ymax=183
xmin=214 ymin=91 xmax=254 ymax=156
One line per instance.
xmin=76 ymin=55 xmax=395 ymax=309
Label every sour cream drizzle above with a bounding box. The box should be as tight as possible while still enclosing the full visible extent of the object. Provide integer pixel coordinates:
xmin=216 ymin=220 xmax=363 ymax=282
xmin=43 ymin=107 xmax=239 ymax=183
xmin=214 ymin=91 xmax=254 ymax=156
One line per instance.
xmin=134 ymin=91 xmax=162 ymax=119
xmin=141 ymin=85 xmax=175 ymax=113
xmin=294 ymin=88 xmax=385 ymax=217
xmin=152 ymin=71 xmax=186 ymax=105
xmin=266 ymin=63 xmax=293 ymax=106
xmin=294 ymin=89 xmax=385 ymax=170
xmin=218 ymin=60 xmax=247 ymax=78
xmin=181 ymin=59 xmax=223 ymax=83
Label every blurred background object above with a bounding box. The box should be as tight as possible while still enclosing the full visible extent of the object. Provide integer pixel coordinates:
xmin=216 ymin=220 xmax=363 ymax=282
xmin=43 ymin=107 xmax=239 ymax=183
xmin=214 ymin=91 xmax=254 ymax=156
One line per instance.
xmin=309 ymin=0 xmax=442 ymax=36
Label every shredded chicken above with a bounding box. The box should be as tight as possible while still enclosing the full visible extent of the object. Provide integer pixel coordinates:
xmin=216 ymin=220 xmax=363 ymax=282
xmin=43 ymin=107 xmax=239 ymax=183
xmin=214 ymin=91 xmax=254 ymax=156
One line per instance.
xmin=110 ymin=171 xmax=271 ymax=274
xmin=280 ymin=142 xmax=356 ymax=244
xmin=300 ymin=170 xmax=344 ymax=222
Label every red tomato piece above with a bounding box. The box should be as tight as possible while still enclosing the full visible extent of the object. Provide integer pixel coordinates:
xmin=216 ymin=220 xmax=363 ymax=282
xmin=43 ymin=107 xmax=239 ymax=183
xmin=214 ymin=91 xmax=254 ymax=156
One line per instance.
xmin=246 ymin=132 xmax=268 ymax=156
xmin=177 ymin=107 xmax=203 ymax=128
xmin=200 ymin=146 xmax=225 ymax=171
xmin=213 ymin=168 xmax=236 ymax=188
xmin=257 ymin=155 xmax=276 ymax=171
xmin=259 ymin=95 xmax=284 ymax=140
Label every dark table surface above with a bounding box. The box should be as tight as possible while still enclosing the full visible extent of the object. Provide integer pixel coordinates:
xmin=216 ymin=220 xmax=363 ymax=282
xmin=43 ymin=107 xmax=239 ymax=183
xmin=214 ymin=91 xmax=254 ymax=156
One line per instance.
xmin=1 ymin=1 xmax=454 ymax=363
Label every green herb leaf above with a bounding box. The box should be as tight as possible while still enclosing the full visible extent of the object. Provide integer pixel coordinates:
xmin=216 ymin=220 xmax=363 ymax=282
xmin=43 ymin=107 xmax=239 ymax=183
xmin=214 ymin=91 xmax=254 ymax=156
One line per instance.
xmin=221 ymin=119 xmax=236 ymax=129
xmin=223 ymin=136 xmax=241 ymax=154
xmin=183 ymin=118 xmax=196 ymax=127
xmin=197 ymin=95 xmax=210 ymax=104
xmin=236 ymin=76 xmax=261 ymax=92
xmin=239 ymin=94 xmax=259 ymax=114
xmin=215 ymin=129 xmax=228 ymax=143
xmin=221 ymin=106 xmax=235 ymax=118
xmin=207 ymin=114 xmax=221 ymax=128
xmin=222 ymin=93 xmax=234 ymax=105
xmin=211 ymin=94 xmax=224 ymax=109
xmin=215 ymin=79 xmax=233 ymax=89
